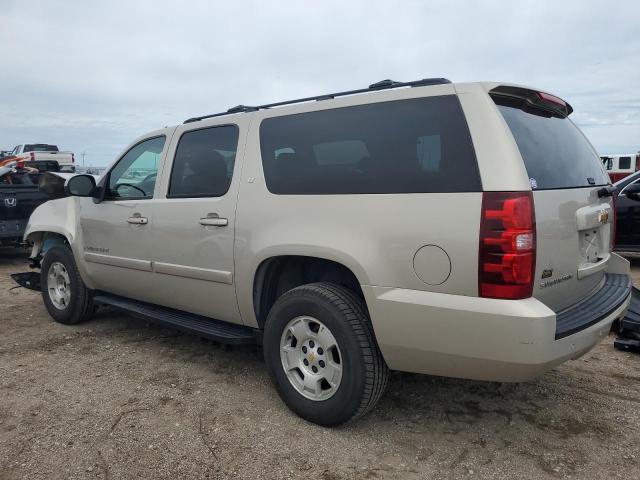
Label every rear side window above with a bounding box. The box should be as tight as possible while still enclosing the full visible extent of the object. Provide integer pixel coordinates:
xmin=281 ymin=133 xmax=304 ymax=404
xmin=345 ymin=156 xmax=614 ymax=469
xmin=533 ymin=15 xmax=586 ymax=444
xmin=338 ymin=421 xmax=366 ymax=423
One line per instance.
xmin=23 ymin=144 xmax=58 ymax=152
xmin=619 ymin=156 xmax=632 ymax=169
xmin=496 ymin=104 xmax=609 ymax=189
xmin=168 ymin=125 xmax=239 ymax=198
xmin=259 ymin=96 xmax=480 ymax=194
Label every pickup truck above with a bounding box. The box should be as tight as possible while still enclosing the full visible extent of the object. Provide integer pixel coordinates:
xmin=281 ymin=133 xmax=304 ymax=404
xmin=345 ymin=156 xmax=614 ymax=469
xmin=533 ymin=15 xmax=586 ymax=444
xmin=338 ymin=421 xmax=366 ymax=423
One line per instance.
xmin=9 ymin=144 xmax=75 ymax=171
xmin=0 ymin=161 xmax=55 ymax=246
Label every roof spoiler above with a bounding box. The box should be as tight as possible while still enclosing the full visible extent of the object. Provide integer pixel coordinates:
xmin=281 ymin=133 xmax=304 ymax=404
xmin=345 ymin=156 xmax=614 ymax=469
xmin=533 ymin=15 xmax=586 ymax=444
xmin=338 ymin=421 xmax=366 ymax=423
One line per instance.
xmin=489 ymin=85 xmax=573 ymax=118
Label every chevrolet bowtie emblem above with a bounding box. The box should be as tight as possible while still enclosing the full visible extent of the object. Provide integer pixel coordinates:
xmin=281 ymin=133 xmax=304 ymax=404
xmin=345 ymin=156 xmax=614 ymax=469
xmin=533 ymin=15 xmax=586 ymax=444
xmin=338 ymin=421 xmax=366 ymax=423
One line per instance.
xmin=598 ymin=209 xmax=609 ymax=224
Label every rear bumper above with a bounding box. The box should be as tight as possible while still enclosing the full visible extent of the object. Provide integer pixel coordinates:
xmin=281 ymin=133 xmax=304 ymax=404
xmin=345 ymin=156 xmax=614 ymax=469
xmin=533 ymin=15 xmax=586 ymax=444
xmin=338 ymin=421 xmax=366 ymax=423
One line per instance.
xmin=363 ymin=263 xmax=632 ymax=382
xmin=555 ymin=273 xmax=631 ymax=339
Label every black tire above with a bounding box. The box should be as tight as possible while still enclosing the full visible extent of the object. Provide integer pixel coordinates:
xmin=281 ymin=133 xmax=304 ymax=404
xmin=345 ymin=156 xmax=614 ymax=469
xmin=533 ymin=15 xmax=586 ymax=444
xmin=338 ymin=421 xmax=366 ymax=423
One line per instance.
xmin=41 ymin=245 xmax=94 ymax=325
xmin=263 ymin=282 xmax=388 ymax=426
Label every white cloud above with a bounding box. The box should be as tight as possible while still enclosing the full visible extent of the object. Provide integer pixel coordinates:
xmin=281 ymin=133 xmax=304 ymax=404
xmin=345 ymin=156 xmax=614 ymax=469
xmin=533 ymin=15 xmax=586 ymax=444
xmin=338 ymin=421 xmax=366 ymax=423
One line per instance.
xmin=1 ymin=0 xmax=638 ymax=164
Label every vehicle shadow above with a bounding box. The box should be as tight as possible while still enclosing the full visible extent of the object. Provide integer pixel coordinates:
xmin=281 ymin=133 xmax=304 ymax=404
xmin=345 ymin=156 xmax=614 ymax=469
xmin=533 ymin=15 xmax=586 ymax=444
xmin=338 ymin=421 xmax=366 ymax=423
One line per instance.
xmin=8 ymin=298 xmax=635 ymax=478
xmin=83 ymin=305 xmax=625 ymax=443
xmin=0 ymin=246 xmax=30 ymax=263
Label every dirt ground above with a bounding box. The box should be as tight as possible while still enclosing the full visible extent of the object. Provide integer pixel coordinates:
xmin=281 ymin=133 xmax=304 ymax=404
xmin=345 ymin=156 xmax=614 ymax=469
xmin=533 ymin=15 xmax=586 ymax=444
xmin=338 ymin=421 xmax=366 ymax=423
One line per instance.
xmin=1 ymin=248 xmax=639 ymax=480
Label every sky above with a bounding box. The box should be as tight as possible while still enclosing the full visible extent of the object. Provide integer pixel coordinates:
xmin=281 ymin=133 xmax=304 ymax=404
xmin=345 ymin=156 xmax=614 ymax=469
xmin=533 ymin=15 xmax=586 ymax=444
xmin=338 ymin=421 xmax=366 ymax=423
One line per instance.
xmin=1 ymin=0 xmax=639 ymax=167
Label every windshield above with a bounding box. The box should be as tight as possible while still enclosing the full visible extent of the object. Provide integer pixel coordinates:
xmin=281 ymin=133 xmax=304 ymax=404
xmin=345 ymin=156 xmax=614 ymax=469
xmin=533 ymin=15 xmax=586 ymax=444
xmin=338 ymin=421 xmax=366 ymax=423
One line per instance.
xmin=496 ymin=104 xmax=609 ymax=190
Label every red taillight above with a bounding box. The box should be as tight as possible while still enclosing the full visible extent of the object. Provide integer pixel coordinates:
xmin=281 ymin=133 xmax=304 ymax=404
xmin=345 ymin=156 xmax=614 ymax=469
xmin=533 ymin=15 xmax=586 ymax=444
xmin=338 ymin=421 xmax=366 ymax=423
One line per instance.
xmin=29 ymin=151 xmax=35 ymax=161
xmin=479 ymin=191 xmax=536 ymax=299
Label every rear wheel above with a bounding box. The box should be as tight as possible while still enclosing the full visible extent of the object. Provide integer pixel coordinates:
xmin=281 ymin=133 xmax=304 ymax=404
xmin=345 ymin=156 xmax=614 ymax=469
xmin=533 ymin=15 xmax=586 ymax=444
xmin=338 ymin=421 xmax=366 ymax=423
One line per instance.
xmin=263 ymin=282 xmax=388 ymax=426
xmin=41 ymin=245 xmax=94 ymax=325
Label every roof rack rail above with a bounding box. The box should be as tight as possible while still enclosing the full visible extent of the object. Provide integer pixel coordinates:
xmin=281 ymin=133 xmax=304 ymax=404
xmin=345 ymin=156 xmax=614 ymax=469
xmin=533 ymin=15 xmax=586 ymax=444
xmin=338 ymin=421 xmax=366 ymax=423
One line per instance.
xmin=227 ymin=105 xmax=258 ymax=114
xmin=183 ymin=77 xmax=451 ymax=123
xmin=369 ymin=79 xmax=403 ymax=90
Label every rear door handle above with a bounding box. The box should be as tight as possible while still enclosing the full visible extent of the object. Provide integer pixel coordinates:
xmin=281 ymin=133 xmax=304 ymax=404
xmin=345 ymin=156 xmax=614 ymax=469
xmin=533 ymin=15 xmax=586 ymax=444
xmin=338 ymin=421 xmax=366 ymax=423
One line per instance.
xmin=127 ymin=216 xmax=148 ymax=225
xmin=199 ymin=215 xmax=228 ymax=227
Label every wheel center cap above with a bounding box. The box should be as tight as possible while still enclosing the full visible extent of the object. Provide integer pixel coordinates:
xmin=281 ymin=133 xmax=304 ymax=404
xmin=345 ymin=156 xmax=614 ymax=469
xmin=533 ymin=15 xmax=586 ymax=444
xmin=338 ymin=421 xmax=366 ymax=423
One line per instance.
xmin=308 ymin=352 xmax=316 ymax=363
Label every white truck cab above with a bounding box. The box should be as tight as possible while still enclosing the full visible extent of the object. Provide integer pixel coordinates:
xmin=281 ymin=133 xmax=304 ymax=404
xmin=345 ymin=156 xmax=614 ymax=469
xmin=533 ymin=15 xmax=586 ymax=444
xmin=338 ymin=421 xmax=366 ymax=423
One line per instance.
xmin=11 ymin=144 xmax=75 ymax=171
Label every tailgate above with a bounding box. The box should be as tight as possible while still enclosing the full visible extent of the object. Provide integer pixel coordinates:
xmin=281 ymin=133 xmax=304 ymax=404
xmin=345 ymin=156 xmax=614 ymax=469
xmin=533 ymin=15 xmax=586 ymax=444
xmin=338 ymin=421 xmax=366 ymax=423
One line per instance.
xmin=533 ymin=188 xmax=613 ymax=311
xmin=0 ymin=186 xmax=49 ymax=221
xmin=491 ymin=86 xmax=613 ymax=311
xmin=33 ymin=152 xmax=73 ymax=163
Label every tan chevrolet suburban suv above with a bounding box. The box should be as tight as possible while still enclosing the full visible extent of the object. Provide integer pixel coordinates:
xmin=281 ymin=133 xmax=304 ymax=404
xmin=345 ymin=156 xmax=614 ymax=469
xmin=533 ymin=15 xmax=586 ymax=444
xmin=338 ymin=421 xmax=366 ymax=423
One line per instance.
xmin=24 ymin=78 xmax=632 ymax=426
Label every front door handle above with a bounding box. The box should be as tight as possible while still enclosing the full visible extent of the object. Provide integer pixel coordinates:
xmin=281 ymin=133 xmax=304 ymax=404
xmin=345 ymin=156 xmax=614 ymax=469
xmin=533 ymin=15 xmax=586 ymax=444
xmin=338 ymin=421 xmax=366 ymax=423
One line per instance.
xmin=127 ymin=216 xmax=148 ymax=225
xmin=199 ymin=214 xmax=228 ymax=227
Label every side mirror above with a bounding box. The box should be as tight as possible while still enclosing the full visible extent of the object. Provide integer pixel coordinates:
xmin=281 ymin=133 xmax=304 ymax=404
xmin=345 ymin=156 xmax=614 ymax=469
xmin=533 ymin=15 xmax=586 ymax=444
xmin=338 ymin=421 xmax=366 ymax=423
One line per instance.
xmin=624 ymin=183 xmax=640 ymax=201
xmin=65 ymin=174 xmax=96 ymax=197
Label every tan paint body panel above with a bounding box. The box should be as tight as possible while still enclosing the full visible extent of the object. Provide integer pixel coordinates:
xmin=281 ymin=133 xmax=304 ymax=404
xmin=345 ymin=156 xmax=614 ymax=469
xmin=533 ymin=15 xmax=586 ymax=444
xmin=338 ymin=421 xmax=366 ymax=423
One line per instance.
xmin=140 ymin=115 xmax=252 ymax=323
xmin=363 ymin=261 xmax=630 ymax=381
xmin=454 ymin=82 xmax=531 ymax=192
xmin=234 ymin=83 xmax=481 ymax=328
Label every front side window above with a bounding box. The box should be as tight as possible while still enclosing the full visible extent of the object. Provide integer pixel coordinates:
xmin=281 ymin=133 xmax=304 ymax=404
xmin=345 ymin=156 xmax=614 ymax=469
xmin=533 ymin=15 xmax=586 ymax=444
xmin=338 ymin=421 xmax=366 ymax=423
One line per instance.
xmin=168 ymin=125 xmax=239 ymax=198
xmin=106 ymin=136 xmax=165 ymax=200
xmin=259 ymin=95 xmax=480 ymax=194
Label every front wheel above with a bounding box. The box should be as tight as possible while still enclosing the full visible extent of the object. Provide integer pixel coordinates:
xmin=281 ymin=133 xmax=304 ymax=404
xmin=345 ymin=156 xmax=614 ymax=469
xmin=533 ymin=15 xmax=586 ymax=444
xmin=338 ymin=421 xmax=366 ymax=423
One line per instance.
xmin=263 ymin=282 xmax=388 ymax=426
xmin=41 ymin=245 xmax=94 ymax=325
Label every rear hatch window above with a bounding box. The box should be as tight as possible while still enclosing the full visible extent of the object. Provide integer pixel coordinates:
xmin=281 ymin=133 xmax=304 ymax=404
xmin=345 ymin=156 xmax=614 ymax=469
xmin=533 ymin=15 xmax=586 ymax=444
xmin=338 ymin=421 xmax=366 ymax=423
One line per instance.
xmin=23 ymin=144 xmax=59 ymax=152
xmin=495 ymin=104 xmax=609 ymax=190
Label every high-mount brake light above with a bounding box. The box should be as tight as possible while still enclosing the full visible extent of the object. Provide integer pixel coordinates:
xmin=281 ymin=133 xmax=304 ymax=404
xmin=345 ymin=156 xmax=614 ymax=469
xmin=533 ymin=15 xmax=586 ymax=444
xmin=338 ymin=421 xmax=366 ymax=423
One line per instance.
xmin=537 ymin=91 xmax=567 ymax=107
xmin=479 ymin=192 xmax=536 ymax=300
xmin=489 ymin=86 xmax=573 ymax=117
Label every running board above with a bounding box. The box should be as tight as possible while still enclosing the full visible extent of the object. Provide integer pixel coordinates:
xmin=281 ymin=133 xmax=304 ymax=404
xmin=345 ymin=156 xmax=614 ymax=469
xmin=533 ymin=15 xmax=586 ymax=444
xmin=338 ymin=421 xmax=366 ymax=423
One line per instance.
xmin=93 ymin=293 xmax=257 ymax=345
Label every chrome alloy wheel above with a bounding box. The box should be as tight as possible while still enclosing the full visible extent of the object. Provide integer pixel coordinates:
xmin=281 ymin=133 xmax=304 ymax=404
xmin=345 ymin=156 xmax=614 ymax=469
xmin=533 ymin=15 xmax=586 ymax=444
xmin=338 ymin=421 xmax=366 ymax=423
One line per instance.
xmin=47 ymin=261 xmax=71 ymax=310
xmin=280 ymin=316 xmax=343 ymax=401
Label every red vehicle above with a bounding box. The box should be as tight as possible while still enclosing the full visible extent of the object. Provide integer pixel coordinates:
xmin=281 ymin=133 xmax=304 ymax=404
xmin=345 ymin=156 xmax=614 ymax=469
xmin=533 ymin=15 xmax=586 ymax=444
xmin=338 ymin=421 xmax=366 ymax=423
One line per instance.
xmin=601 ymin=152 xmax=640 ymax=182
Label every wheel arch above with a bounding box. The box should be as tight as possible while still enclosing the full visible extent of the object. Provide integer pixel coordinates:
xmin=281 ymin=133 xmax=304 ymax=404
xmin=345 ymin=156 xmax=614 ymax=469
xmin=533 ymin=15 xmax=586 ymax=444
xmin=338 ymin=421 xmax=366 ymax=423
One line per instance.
xmin=25 ymin=230 xmax=73 ymax=267
xmin=24 ymin=198 xmax=78 ymax=251
xmin=252 ymin=254 xmax=367 ymax=329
